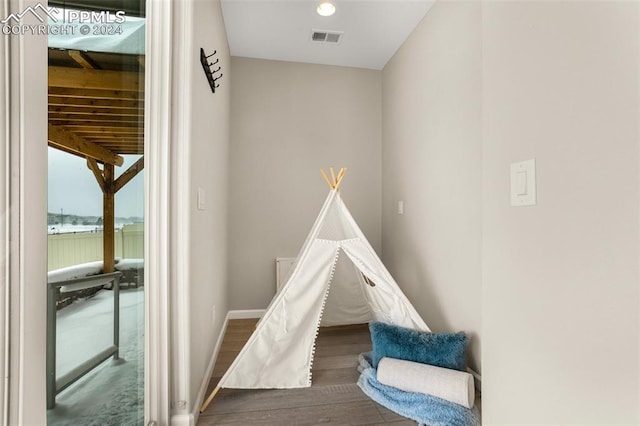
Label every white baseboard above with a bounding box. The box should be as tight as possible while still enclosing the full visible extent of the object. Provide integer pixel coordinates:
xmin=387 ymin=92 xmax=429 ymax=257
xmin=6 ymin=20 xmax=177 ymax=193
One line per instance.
xmin=191 ymin=309 xmax=265 ymax=423
xmin=170 ymin=413 xmax=194 ymax=426
xmin=191 ymin=315 xmax=229 ymax=424
xmin=227 ymin=309 xmax=266 ymax=319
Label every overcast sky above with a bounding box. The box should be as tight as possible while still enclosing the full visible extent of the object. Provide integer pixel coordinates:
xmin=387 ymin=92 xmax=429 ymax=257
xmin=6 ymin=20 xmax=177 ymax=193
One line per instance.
xmin=48 ymin=147 xmax=144 ymax=219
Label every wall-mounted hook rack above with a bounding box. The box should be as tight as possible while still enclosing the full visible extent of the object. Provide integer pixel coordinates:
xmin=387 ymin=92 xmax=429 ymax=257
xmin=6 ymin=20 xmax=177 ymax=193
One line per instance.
xmin=200 ymin=48 xmax=223 ymax=93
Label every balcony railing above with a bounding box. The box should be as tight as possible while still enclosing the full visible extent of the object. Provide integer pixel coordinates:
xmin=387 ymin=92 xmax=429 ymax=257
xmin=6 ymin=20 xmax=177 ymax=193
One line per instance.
xmin=46 ymin=271 xmax=122 ymax=409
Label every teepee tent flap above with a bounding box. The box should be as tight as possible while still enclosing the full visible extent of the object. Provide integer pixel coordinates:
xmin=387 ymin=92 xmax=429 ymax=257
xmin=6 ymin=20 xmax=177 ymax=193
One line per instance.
xmin=221 ymin=239 xmax=340 ymax=388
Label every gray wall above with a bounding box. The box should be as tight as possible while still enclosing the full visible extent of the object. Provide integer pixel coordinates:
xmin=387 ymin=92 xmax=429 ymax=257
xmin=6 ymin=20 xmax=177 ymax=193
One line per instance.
xmin=482 ymin=2 xmax=639 ymax=423
xmin=183 ymin=0 xmax=231 ymax=417
xmin=381 ymin=1 xmax=482 ymax=374
xmin=383 ymin=0 xmax=639 ymax=423
xmin=228 ymin=57 xmax=382 ymax=310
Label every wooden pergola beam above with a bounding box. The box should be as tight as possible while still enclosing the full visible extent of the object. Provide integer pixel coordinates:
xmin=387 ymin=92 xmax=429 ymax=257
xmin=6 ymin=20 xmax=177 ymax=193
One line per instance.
xmin=49 ymin=66 xmax=143 ymax=92
xmin=94 ymin=141 xmax=142 ymax=146
xmin=48 ymin=106 xmax=143 ymax=117
xmin=103 ymin=164 xmax=115 ymax=273
xmin=79 ymin=142 xmax=142 ymax=149
xmin=68 ymin=50 xmax=100 ymax=70
xmin=49 ymin=87 xmax=142 ymax=101
xmin=70 ymin=127 xmax=143 ymax=134
xmin=48 ymin=112 xmax=143 ymax=121
xmin=98 ymin=146 xmax=143 ymax=152
xmin=52 ymin=123 xmax=143 ymax=131
xmin=114 ymin=157 xmax=144 ymax=193
xmin=84 ymin=137 xmax=144 ymax=144
xmin=86 ymin=158 xmax=106 ymax=193
xmin=49 ymin=117 xmax=142 ymax=125
xmin=48 ymin=124 xmax=124 ymax=166
xmin=48 ymin=96 xmax=143 ymax=109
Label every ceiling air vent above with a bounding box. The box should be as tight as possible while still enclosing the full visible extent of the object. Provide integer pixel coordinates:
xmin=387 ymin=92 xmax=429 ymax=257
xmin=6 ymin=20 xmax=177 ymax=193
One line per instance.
xmin=310 ymin=29 xmax=343 ymax=44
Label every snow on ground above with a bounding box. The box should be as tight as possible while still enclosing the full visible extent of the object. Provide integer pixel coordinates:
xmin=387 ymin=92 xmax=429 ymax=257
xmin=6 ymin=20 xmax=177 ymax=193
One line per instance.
xmin=48 ymin=224 xmax=134 ymax=235
xmin=48 ymin=224 xmax=104 ymax=235
xmin=47 ymin=287 xmax=144 ymax=426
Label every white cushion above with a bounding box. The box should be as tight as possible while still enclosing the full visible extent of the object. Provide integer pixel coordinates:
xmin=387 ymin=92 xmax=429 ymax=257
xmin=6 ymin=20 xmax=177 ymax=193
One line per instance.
xmin=377 ymin=357 xmax=475 ymax=408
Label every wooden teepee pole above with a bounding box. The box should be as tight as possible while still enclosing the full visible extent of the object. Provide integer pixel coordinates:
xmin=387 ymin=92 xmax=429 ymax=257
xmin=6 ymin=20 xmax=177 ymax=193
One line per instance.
xmin=200 ymin=385 xmax=221 ymax=413
xmin=320 ymin=167 xmax=347 ymax=190
xmin=334 ymin=168 xmax=346 ymax=191
xmin=320 ymin=169 xmax=333 ymax=189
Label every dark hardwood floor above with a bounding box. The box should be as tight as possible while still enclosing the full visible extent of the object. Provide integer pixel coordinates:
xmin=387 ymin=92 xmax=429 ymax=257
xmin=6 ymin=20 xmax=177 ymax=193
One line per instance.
xmin=198 ymin=318 xmax=479 ymax=425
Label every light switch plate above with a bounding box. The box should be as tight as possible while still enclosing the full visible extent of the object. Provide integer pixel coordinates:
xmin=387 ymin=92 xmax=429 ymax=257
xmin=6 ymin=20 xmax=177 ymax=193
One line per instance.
xmin=510 ymin=159 xmax=536 ymax=207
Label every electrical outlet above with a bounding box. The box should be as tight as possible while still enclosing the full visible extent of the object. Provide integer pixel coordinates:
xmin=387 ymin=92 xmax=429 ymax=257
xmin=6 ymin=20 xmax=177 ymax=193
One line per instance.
xmin=197 ymin=187 xmax=206 ymax=210
xmin=172 ymin=400 xmax=187 ymax=410
xmin=211 ymin=305 xmax=216 ymax=325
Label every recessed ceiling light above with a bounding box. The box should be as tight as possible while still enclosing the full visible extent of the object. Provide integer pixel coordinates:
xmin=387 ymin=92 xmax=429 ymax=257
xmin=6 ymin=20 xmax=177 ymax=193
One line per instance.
xmin=317 ymin=1 xmax=336 ymax=17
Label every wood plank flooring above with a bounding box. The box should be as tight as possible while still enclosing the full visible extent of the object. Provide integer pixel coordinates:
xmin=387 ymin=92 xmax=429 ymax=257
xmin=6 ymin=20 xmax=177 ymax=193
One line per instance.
xmin=198 ymin=318 xmax=479 ymax=425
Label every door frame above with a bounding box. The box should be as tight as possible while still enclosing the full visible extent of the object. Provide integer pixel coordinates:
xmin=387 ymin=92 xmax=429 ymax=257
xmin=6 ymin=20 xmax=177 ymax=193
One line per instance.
xmin=1 ymin=0 xmax=9 ymax=422
xmin=2 ymin=0 xmax=48 ymax=424
xmin=144 ymin=0 xmax=173 ymax=424
xmin=0 ymin=0 xmax=173 ymax=424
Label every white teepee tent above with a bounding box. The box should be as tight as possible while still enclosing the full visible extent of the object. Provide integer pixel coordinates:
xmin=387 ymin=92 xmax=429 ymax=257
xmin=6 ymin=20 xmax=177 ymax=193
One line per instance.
xmin=201 ymin=168 xmax=430 ymax=411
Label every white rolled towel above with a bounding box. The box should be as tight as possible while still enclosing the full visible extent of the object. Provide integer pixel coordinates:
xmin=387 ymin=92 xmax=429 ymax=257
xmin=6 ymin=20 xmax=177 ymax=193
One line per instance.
xmin=377 ymin=357 xmax=475 ymax=409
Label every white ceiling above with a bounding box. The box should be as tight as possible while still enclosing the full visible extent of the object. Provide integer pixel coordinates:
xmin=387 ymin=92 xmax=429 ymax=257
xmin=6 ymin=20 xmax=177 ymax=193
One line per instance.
xmin=220 ymin=0 xmax=436 ymax=70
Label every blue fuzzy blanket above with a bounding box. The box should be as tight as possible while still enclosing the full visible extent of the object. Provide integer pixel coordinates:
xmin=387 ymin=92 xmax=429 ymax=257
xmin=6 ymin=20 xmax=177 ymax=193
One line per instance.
xmin=357 ymin=352 xmax=481 ymax=426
